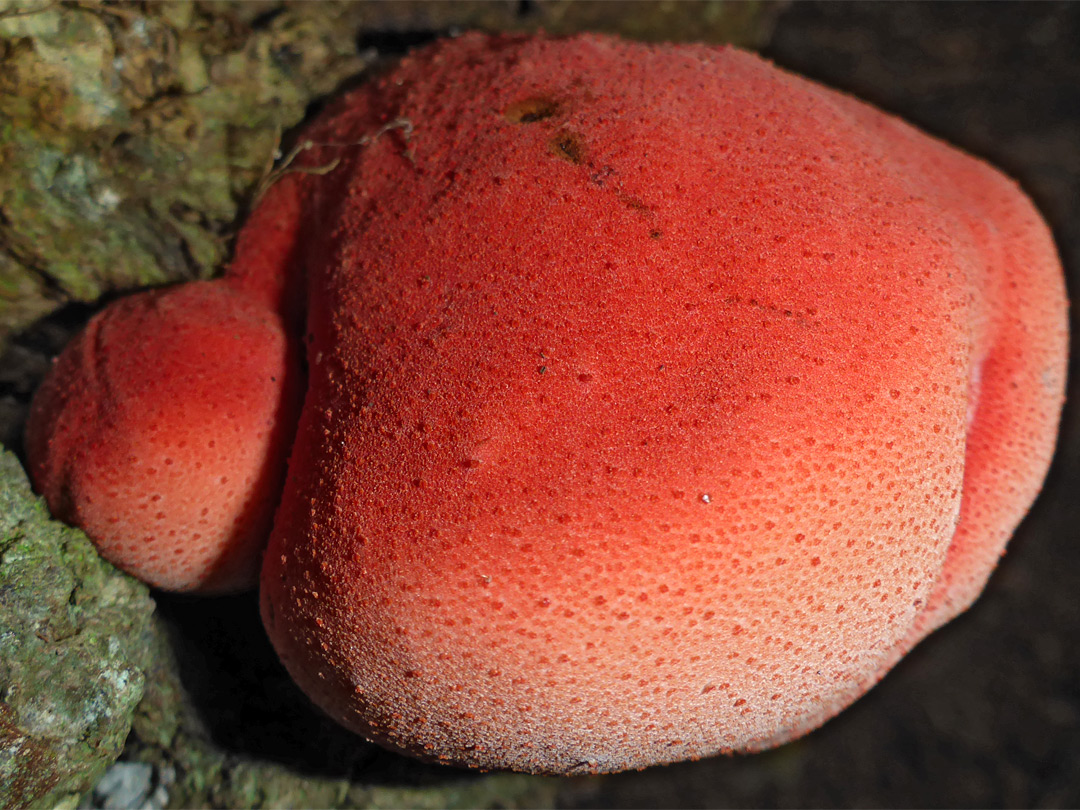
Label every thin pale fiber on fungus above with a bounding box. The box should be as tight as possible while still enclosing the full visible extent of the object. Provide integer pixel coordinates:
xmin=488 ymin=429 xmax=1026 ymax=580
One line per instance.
xmin=25 ymin=33 xmax=1068 ymax=774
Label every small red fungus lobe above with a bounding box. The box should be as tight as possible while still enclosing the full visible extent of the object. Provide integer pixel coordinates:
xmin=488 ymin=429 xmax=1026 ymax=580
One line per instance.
xmin=26 ymin=281 xmax=301 ymax=592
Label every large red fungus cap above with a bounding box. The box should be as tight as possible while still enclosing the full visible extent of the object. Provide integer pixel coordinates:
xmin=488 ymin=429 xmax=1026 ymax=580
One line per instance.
xmin=257 ymin=33 xmax=1067 ymax=773
xmin=25 ymin=281 xmax=302 ymax=592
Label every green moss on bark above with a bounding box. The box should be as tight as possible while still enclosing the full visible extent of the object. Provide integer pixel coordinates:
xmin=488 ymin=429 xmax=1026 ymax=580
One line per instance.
xmin=0 ymin=0 xmax=374 ymax=347
xmin=0 ymin=447 xmax=154 ymax=810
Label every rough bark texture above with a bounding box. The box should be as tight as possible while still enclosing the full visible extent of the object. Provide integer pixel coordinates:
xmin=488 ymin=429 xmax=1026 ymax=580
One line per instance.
xmin=0 ymin=0 xmax=374 ymax=349
xmin=0 ymin=448 xmax=153 ymax=810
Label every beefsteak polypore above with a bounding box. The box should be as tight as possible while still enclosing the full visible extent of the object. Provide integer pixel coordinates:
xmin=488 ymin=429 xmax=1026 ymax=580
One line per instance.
xmin=26 ymin=33 xmax=1067 ymax=773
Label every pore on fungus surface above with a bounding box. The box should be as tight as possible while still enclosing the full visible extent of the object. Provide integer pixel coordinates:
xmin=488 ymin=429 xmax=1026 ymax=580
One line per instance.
xmin=24 ymin=33 xmax=1067 ymax=774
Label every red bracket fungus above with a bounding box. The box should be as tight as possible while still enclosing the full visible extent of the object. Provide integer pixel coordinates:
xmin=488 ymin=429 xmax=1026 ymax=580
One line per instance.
xmin=24 ymin=34 xmax=1068 ymax=773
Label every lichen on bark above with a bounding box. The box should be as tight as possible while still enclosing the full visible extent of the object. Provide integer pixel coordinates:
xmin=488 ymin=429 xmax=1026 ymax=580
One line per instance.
xmin=0 ymin=0 xmax=374 ymax=349
xmin=0 ymin=447 xmax=154 ymax=810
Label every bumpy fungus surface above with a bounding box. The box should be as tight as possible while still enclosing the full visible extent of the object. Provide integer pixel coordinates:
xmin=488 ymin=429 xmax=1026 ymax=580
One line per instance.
xmin=25 ymin=281 xmax=302 ymax=592
xmin=26 ymin=34 xmax=1067 ymax=772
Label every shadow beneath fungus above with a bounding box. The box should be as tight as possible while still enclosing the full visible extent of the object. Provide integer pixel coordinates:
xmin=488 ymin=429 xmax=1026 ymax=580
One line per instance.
xmin=1 ymin=302 xmax=105 ymax=455
xmin=151 ymin=590 xmax=485 ymax=788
